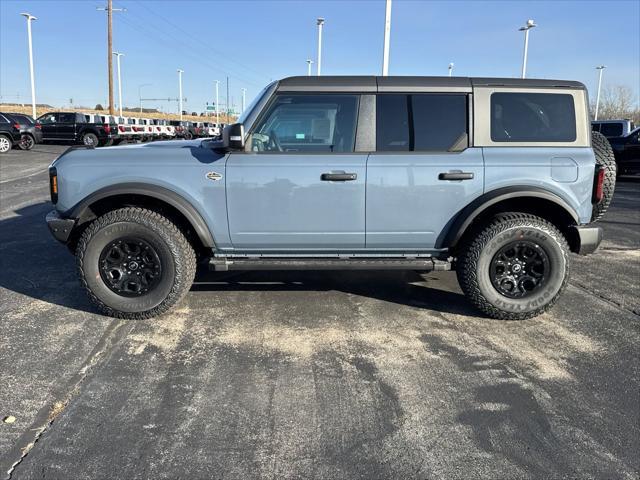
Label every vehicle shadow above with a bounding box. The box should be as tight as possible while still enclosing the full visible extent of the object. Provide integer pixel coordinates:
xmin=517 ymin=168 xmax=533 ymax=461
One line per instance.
xmin=0 ymin=201 xmax=477 ymax=317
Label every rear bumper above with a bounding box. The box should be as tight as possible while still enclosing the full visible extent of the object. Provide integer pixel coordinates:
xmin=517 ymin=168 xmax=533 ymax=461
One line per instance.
xmin=572 ymin=225 xmax=603 ymax=255
xmin=46 ymin=210 xmax=76 ymax=243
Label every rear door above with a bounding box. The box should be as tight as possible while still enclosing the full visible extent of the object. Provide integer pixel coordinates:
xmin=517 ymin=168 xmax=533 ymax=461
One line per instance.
xmin=57 ymin=113 xmax=78 ymax=140
xmin=366 ymin=93 xmax=483 ymax=249
xmin=226 ymin=93 xmax=366 ymax=250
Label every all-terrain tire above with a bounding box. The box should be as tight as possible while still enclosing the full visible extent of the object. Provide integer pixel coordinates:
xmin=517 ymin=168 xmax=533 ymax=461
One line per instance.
xmin=457 ymin=213 xmax=570 ymax=320
xmin=76 ymin=207 xmax=196 ymax=319
xmin=591 ymin=131 xmax=617 ymax=222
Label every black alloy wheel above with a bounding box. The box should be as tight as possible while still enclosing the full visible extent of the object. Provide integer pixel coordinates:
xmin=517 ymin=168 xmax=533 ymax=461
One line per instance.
xmin=489 ymin=241 xmax=549 ymax=299
xmin=99 ymin=237 xmax=162 ymax=297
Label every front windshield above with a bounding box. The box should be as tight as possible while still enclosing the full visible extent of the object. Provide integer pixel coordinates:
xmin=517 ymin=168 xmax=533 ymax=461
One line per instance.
xmin=236 ymin=82 xmax=274 ymax=124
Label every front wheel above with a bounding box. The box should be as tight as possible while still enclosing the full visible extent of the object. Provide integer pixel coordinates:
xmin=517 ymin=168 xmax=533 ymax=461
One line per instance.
xmin=76 ymin=207 xmax=196 ymax=319
xmin=457 ymin=213 xmax=569 ymax=320
xmin=19 ymin=134 xmax=35 ymax=150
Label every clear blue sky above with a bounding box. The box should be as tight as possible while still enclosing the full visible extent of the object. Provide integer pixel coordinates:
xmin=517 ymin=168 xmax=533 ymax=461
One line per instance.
xmin=1 ymin=0 xmax=639 ymax=115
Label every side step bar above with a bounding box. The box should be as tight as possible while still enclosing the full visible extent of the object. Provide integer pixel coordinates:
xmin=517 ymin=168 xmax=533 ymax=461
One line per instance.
xmin=209 ymin=257 xmax=451 ymax=272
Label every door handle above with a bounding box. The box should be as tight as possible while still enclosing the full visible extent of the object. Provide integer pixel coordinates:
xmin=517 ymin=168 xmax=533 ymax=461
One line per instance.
xmin=321 ymin=172 xmax=357 ymax=181
xmin=438 ymin=172 xmax=474 ymax=181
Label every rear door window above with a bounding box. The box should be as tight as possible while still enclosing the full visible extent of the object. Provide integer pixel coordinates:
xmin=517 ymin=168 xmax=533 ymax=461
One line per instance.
xmin=376 ymin=94 xmax=468 ymax=151
xmin=490 ymin=92 xmax=576 ymax=142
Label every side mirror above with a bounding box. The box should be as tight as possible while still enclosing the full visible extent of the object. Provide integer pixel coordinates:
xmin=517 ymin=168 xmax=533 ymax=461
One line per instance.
xmin=223 ymin=123 xmax=245 ymax=150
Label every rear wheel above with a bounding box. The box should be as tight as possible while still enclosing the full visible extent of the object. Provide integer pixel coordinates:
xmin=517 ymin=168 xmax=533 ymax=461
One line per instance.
xmin=457 ymin=213 xmax=569 ymax=320
xmin=82 ymin=132 xmax=99 ymax=147
xmin=76 ymin=207 xmax=196 ymax=319
xmin=591 ymin=131 xmax=617 ymax=222
xmin=0 ymin=134 xmax=13 ymax=153
xmin=19 ymin=134 xmax=35 ymax=150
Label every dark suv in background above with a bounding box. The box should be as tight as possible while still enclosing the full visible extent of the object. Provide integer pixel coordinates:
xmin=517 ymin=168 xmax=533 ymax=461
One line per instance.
xmin=608 ymin=127 xmax=640 ymax=176
xmin=5 ymin=112 xmax=43 ymax=150
xmin=37 ymin=112 xmax=114 ymax=147
xmin=0 ymin=113 xmax=22 ymax=154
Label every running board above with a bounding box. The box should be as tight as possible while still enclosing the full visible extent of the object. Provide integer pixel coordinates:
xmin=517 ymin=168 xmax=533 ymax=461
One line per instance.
xmin=208 ymin=257 xmax=451 ymax=272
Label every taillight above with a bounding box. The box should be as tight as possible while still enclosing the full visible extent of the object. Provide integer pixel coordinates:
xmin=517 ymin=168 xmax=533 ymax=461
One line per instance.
xmin=35 ymin=123 xmax=42 ymax=130
xmin=13 ymin=123 xmax=21 ymax=131
xmin=103 ymin=124 xmax=111 ymax=134
xmin=593 ymin=165 xmax=606 ymax=203
xmin=49 ymin=167 xmax=58 ymax=204
xmin=118 ymin=125 xmax=125 ymax=132
xmin=156 ymin=126 xmax=161 ymax=131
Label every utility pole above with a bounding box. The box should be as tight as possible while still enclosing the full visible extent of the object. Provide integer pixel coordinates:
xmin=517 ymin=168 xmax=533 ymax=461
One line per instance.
xmin=382 ymin=0 xmax=392 ymax=76
xmin=226 ymin=76 xmax=230 ymax=120
xmin=306 ymin=59 xmax=313 ymax=76
xmin=215 ymin=80 xmax=220 ymax=125
xmin=138 ymin=83 xmax=151 ymax=114
xmin=177 ymin=69 xmax=184 ymax=120
xmin=316 ymin=18 xmax=325 ymax=76
xmin=97 ymin=1 xmax=125 ymax=115
xmin=241 ymin=88 xmax=246 ymax=114
xmin=595 ymin=65 xmax=606 ymax=121
xmin=113 ymin=51 xmax=124 ymax=117
xmin=20 ymin=12 xmax=37 ymax=119
xmin=519 ymin=19 xmax=536 ymax=79
xmin=448 ymin=62 xmax=454 ymax=77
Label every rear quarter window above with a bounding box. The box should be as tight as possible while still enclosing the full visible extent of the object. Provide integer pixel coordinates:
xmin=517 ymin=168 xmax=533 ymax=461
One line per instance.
xmin=599 ymin=123 xmax=623 ymax=137
xmin=490 ymin=92 xmax=576 ymax=142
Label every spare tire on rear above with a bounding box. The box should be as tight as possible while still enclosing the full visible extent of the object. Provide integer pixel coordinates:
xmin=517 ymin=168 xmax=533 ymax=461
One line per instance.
xmin=591 ymin=131 xmax=617 ymax=222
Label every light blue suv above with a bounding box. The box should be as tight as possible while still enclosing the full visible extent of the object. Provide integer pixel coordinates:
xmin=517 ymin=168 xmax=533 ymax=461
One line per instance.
xmin=46 ymin=76 xmax=616 ymax=320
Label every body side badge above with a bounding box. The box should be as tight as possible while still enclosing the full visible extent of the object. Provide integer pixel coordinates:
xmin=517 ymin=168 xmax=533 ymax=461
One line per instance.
xmin=206 ymin=171 xmax=223 ymax=181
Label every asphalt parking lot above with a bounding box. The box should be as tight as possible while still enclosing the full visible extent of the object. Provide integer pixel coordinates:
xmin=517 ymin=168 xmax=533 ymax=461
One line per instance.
xmin=0 ymin=145 xmax=638 ymax=479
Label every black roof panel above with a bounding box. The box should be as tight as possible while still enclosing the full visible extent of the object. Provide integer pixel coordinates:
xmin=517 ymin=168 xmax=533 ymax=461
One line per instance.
xmin=276 ymin=76 xmax=586 ymax=92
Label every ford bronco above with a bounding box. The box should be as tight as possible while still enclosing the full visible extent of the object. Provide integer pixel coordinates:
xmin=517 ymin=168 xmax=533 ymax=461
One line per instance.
xmin=46 ymin=76 xmax=616 ymax=320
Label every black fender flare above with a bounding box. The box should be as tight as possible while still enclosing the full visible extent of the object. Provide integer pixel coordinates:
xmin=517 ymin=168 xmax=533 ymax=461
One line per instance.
xmin=437 ymin=186 xmax=580 ymax=249
xmin=66 ymin=183 xmax=215 ymax=248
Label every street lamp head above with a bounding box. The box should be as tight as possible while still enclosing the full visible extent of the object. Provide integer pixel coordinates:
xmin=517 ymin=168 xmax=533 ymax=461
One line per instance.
xmin=519 ymin=19 xmax=537 ymax=31
xmin=20 ymin=12 xmax=37 ymax=21
xmin=306 ymin=59 xmax=314 ymax=64
xmin=317 ymin=17 xmax=325 ymax=25
xmin=448 ymin=63 xmax=454 ymax=69
xmin=112 ymin=51 xmax=124 ymax=57
xmin=177 ymin=69 xmax=184 ymax=73
xmin=596 ymin=65 xmax=607 ymax=70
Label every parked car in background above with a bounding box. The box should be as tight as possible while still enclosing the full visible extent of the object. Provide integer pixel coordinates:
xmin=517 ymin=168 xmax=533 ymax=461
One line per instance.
xmin=37 ymin=112 xmax=113 ymax=147
xmin=607 ymin=127 xmax=640 ymax=176
xmin=5 ymin=112 xmax=43 ymax=150
xmin=131 ymin=118 xmax=151 ymax=142
xmin=152 ymin=119 xmax=174 ymax=139
xmin=592 ymin=119 xmax=636 ymax=138
xmin=0 ymin=112 xmax=21 ymax=153
xmin=140 ymin=119 xmax=158 ymax=141
xmin=169 ymin=120 xmax=188 ymax=139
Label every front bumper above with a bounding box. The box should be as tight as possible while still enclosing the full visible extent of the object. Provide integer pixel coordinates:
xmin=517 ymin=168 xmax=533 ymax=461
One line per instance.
xmin=572 ymin=225 xmax=603 ymax=255
xmin=46 ymin=210 xmax=76 ymax=243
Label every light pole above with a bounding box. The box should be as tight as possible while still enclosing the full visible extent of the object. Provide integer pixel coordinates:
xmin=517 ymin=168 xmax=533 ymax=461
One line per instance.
xmin=113 ymin=51 xmax=124 ymax=117
xmin=316 ymin=18 xmax=325 ymax=76
xmin=138 ymin=83 xmax=151 ymax=114
xmin=595 ymin=65 xmax=606 ymax=121
xmin=20 ymin=13 xmax=37 ymax=119
xmin=306 ymin=59 xmax=313 ymax=76
xmin=214 ymin=80 xmax=219 ymax=125
xmin=519 ymin=19 xmax=536 ymax=79
xmin=382 ymin=0 xmax=392 ymax=76
xmin=177 ymin=69 xmax=184 ymax=120
xmin=448 ymin=62 xmax=454 ymax=77
xmin=241 ymin=88 xmax=246 ymax=114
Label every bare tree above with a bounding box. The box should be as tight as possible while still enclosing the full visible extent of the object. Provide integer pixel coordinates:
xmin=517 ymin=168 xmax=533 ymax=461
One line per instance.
xmin=590 ymin=85 xmax=640 ymax=123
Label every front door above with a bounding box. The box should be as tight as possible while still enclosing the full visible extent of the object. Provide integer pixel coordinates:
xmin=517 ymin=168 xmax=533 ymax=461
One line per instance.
xmin=226 ymin=93 xmax=366 ymax=250
xmin=37 ymin=112 xmax=58 ymax=139
xmin=57 ymin=113 xmax=78 ymax=141
xmin=366 ymin=93 xmax=484 ymax=249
